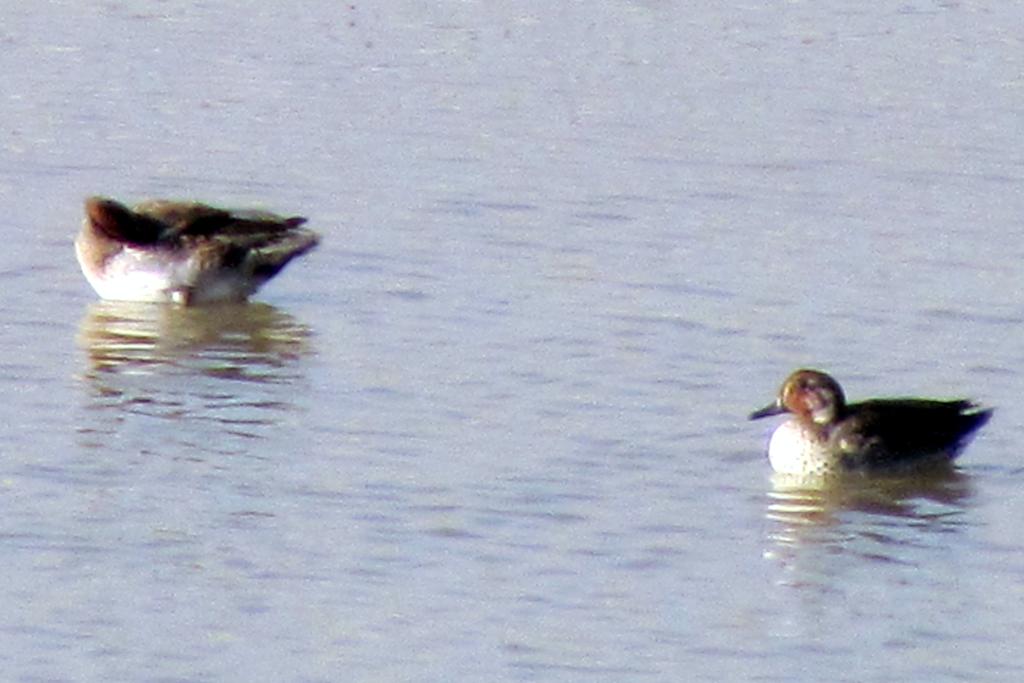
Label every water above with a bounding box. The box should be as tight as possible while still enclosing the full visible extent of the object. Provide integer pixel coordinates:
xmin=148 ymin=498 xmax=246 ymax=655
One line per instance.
xmin=2 ymin=1 xmax=1024 ymax=681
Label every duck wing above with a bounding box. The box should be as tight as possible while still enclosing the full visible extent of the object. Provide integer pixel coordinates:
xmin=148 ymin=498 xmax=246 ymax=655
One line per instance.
xmin=134 ymin=199 xmax=308 ymax=240
xmin=832 ymin=399 xmax=992 ymax=470
xmin=85 ymin=196 xmax=310 ymax=248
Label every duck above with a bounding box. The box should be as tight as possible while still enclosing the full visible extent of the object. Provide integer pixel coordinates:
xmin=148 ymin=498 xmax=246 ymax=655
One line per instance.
xmin=75 ymin=196 xmax=320 ymax=305
xmin=749 ymin=369 xmax=992 ymax=476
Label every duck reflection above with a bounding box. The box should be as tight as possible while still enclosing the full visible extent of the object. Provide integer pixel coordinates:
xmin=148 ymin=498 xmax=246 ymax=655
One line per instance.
xmin=764 ymin=468 xmax=973 ymax=562
xmin=77 ymin=301 xmax=312 ymax=444
xmin=768 ymin=468 xmax=972 ymax=522
xmin=79 ymin=300 xmax=311 ymax=377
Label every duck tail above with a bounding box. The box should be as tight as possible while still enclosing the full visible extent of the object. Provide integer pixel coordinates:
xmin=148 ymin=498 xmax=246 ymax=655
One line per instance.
xmin=249 ymin=229 xmax=321 ymax=281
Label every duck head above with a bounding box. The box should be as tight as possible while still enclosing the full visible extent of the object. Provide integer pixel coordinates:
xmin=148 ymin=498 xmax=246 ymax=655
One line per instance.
xmin=749 ymin=368 xmax=846 ymax=425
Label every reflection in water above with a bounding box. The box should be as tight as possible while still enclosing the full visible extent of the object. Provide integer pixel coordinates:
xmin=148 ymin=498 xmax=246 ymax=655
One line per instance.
xmin=79 ymin=301 xmax=311 ymax=380
xmin=76 ymin=301 xmax=313 ymax=453
xmin=764 ymin=468 xmax=973 ymax=569
xmin=761 ymin=469 xmax=976 ymax=643
xmin=767 ymin=468 xmax=972 ymax=528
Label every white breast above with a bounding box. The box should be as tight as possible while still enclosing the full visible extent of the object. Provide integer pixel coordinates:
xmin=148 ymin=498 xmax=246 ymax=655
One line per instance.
xmin=766 ymin=420 xmax=837 ymax=477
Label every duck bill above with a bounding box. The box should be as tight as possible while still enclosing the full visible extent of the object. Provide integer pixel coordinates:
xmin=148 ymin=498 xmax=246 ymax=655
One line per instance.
xmin=749 ymin=401 xmax=786 ymax=420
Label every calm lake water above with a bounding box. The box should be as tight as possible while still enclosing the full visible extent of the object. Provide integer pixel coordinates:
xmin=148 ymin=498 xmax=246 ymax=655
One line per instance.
xmin=3 ymin=2 xmax=1024 ymax=681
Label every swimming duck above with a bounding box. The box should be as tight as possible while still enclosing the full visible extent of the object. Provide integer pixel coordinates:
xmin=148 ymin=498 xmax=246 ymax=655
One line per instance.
xmin=750 ymin=369 xmax=992 ymax=476
xmin=75 ymin=196 xmax=320 ymax=305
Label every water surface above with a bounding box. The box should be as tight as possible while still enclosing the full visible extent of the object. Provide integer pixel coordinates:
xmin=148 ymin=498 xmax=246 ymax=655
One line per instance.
xmin=2 ymin=2 xmax=1024 ymax=681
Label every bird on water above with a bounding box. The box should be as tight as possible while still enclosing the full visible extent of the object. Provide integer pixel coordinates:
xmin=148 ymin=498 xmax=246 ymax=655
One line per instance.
xmin=75 ymin=196 xmax=320 ymax=305
xmin=750 ymin=368 xmax=992 ymax=477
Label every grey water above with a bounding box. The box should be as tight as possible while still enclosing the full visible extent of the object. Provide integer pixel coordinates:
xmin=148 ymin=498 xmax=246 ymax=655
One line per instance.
xmin=2 ymin=2 xmax=1024 ymax=681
